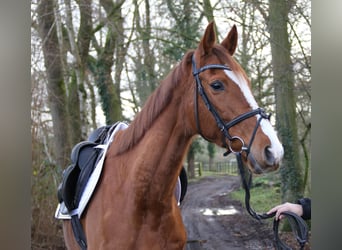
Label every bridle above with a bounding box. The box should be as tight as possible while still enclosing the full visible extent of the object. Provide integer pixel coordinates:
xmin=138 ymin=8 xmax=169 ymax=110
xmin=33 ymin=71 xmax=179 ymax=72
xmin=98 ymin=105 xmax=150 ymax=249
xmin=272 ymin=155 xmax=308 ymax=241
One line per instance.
xmin=192 ymin=55 xmax=308 ymax=249
xmin=192 ymin=54 xmax=270 ymax=155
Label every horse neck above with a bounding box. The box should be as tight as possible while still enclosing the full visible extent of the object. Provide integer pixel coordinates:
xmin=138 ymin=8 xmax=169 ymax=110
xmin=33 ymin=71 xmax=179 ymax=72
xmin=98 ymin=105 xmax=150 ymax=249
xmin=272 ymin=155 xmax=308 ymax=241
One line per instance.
xmin=132 ymin=99 xmax=193 ymax=203
xmin=105 ymin=57 xmax=196 ymax=203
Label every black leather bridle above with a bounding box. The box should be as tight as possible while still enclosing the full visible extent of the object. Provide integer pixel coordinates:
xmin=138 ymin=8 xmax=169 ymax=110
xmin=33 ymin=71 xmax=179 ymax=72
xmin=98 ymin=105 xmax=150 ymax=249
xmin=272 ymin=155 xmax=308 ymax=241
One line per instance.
xmin=192 ymin=55 xmax=308 ymax=249
xmin=191 ymin=55 xmax=270 ymax=155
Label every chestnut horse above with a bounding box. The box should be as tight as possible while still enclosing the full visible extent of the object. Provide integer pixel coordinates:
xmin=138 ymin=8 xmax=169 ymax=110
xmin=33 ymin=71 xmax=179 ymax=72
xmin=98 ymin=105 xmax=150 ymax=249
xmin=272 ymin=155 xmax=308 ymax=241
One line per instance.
xmin=63 ymin=22 xmax=284 ymax=249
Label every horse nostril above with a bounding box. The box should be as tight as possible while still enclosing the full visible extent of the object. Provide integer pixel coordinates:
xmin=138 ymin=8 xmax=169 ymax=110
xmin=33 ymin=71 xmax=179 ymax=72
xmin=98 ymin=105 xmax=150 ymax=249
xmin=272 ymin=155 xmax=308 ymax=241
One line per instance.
xmin=264 ymin=146 xmax=276 ymax=166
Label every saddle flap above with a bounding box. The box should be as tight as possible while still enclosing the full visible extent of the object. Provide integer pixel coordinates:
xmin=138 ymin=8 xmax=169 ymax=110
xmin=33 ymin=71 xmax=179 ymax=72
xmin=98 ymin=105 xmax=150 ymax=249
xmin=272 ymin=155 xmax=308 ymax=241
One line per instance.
xmin=59 ymin=163 xmax=80 ymax=210
xmin=74 ymin=143 xmax=102 ymax=205
xmin=58 ymin=141 xmax=100 ymax=211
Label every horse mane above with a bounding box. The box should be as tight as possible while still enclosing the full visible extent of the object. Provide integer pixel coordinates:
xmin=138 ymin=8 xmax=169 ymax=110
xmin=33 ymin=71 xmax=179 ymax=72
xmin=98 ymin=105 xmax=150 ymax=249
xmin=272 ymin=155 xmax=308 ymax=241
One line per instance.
xmin=113 ymin=43 xmax=244 ymax=156
xmin=113 ymin=51 xmax=194 ymax=155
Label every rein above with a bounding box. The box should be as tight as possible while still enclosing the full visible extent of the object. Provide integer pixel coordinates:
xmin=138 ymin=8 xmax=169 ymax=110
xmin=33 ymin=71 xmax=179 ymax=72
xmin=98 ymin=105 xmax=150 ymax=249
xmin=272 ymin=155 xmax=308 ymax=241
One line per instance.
xmin=191 ymin=55 xmax=308 ymax=249
xmin=235 ymin=153 xmax=309 ymax=249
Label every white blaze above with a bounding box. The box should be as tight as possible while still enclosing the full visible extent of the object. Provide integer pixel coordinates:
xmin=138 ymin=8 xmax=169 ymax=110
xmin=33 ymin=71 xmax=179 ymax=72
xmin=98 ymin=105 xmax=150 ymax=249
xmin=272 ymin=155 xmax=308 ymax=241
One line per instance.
xmin=224 ymin=70 xmax=284 ymax=161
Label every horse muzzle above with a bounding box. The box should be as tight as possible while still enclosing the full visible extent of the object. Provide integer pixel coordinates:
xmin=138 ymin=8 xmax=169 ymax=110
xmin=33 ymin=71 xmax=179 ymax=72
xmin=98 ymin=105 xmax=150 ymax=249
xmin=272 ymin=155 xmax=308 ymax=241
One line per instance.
xmin=246 ymin=145 xmax=283 ymax=174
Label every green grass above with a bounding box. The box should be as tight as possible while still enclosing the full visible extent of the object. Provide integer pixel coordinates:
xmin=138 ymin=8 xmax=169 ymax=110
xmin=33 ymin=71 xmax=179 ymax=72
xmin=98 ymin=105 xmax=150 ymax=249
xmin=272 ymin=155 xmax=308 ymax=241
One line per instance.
xmin=230 ymin=175 xmax=282 ymax=214
xmin=230 ymin=174 xmax=312 ymax=234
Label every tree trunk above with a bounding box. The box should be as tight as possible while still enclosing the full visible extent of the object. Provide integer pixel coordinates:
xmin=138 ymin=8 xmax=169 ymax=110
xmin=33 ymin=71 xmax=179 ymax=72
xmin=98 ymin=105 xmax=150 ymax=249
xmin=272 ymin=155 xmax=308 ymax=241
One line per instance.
xmin=202 ymin=0 xmax=218 ymax=42
xmin=37 ymin=0 xmax=71 ymax=168
xmin=92 ymin=0 xmax=124 ymax=124
xmin=64 ymin=0 xmax=83 ymax=142
xmin=268 ymin=0 xmax=303 ymax=202
xmin=187 ymin=146 xmax=196 ymax=179
xmin=95 ymin=56 xmax=122 ymax=124
xmin=207 ymin=142 xmax=215 ymax=171
xmin=133 ymin=0 xmax=157 ymax=106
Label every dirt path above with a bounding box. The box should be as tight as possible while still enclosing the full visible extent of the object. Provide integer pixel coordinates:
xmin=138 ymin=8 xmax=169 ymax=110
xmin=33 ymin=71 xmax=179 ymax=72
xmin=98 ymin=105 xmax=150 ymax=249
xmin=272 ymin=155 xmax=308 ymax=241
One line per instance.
xmin=180 ymin=175 xmax=275 ymax=250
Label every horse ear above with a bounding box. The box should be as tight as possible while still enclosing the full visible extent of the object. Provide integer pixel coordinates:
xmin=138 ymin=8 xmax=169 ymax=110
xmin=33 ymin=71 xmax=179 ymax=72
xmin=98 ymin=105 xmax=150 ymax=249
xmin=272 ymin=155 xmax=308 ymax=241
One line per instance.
xmin=221 ymin=25 xmax=238 ymax=55
xmin=198 ymin=21 xmax=216 ymax=56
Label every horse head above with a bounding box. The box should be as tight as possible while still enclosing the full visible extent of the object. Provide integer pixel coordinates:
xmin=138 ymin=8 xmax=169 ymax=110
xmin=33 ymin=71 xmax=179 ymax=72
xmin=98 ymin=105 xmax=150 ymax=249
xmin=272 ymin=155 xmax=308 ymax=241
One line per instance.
xmin=190 ymin=22 xmax=284 ymax=174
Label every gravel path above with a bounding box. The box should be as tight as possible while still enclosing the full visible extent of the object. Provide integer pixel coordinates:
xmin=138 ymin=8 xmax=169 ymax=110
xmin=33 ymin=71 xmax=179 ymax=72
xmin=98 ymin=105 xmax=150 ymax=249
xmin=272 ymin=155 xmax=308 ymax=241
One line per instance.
xmin=180 ymin=175 xmax=275 ymax=250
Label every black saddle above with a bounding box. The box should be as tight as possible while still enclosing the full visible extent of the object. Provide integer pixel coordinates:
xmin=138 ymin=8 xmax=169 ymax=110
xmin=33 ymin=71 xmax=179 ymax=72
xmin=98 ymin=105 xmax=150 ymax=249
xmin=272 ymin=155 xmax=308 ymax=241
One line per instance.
xmin=57 ymin=123 xmax=118 ymax=211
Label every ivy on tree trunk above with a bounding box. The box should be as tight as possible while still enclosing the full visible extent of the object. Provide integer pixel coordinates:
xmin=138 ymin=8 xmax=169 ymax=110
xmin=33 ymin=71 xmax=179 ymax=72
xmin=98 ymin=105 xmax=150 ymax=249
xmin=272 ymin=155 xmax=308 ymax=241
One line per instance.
xmin=268 ymin=0 xmax=304 ymax=202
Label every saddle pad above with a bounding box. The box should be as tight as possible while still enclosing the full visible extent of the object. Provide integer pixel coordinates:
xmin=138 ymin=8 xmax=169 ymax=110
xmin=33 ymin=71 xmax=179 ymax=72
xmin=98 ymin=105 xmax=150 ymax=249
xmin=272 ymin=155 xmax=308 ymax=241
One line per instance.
xmin=55 ymin=122 xmax=128 ymax=220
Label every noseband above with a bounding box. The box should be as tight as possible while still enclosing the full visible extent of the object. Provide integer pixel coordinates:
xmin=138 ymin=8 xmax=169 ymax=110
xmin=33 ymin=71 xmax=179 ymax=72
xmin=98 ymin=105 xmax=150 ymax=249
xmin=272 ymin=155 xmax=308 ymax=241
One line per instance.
xmin=191 ymin=55 xmax=270 ymax=155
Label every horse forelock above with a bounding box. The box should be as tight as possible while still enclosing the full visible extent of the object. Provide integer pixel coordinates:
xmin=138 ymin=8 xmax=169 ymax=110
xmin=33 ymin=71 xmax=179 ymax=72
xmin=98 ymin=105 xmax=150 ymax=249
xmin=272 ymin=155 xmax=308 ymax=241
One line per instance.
xmin=113 ymin=52 xmax=194 ymax=155
xmin=209 ymin=46 xmax=255 ymax=105
xmin=196 ymin=45 xmax=249 ymax=88
xmin=212 ymin=45 xmax=248 ymax=78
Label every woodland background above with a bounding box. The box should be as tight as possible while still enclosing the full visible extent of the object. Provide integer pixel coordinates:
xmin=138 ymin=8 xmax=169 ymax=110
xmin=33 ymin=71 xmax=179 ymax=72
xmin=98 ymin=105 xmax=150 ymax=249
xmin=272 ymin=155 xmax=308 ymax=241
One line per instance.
xmin=31 ymin=0 xmax=311 ymax=248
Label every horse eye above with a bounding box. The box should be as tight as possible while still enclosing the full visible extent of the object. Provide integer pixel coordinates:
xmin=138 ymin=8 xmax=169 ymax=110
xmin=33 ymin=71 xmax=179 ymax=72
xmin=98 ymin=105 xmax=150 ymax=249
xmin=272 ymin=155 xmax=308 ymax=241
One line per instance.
xmin=210 ymin=81 xmax=224 ymax=91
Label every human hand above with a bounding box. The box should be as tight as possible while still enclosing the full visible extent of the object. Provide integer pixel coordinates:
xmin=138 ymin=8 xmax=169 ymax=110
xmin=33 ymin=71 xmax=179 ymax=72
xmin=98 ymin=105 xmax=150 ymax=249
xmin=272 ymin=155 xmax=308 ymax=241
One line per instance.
xmin=267 ymin=202 xmax=303 ymax=220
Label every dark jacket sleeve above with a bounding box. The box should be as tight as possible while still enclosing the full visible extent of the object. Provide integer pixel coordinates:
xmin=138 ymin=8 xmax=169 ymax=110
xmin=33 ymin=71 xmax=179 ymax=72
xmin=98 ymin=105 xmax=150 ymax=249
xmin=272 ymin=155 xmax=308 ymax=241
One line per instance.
xmin=297 ymin=198 xmax=311 ymax=220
